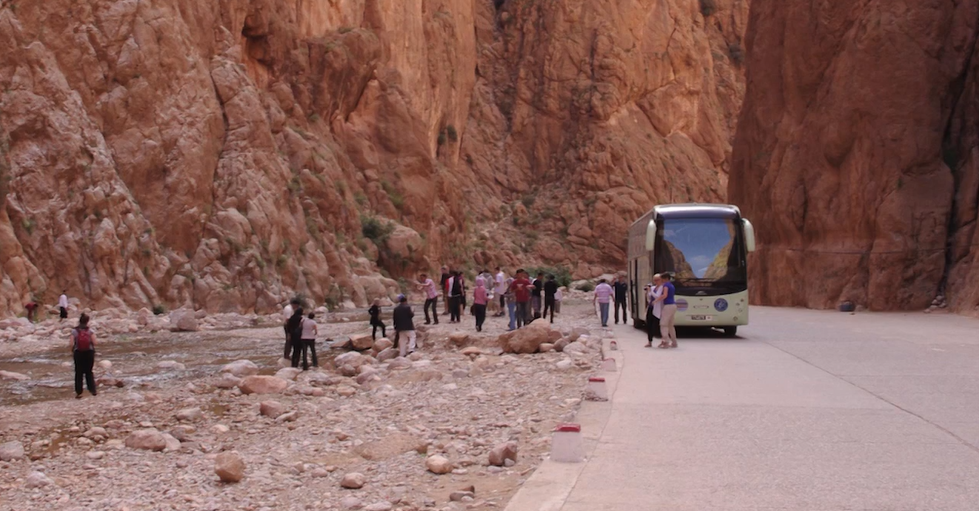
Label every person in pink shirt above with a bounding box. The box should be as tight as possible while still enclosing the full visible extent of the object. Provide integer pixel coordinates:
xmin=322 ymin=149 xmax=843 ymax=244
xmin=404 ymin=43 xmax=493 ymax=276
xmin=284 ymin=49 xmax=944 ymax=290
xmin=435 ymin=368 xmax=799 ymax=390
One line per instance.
xmin=593 ymin=278 xmax=614 ymax=327
xmin=473 ymin=276 xmax=488 ymax=332
xmin=416 ymin=273 xmax=440 ymax=325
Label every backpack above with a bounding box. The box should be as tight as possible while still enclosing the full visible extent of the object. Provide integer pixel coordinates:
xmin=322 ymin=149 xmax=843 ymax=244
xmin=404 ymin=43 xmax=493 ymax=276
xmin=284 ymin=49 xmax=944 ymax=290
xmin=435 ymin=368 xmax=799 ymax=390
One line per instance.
xmin=75 ymin=328 xmax=93 ymax=351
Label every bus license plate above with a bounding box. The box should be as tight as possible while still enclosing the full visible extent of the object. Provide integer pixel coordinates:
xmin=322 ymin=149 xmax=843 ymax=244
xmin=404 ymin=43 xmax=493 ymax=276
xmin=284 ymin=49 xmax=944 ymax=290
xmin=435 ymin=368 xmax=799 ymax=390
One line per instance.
xmin=690 ymin=315 xmax=712 ymax=321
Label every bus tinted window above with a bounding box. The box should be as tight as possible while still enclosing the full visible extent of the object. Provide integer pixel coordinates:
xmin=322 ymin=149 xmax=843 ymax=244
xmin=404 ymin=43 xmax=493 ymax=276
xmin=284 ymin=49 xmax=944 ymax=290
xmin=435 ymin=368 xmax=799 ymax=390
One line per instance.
xmin=655 ymin=218 xmax=745 ymax=287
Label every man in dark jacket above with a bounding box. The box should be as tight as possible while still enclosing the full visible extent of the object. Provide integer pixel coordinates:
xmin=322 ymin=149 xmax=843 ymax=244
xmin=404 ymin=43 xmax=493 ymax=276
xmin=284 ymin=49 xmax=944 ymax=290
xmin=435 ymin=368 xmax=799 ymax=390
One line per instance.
xmin=613 ymin=275 xmax=629 ymax=324
xmin=531 ymin=272 xmax=545 ymax=320
xmin=393 ymin=294 xmax=416 ymax=357
xmin=543 ymin=275 xmax=559 ymax=324
xmin=287 ymin=306 xmax=305 ymax=367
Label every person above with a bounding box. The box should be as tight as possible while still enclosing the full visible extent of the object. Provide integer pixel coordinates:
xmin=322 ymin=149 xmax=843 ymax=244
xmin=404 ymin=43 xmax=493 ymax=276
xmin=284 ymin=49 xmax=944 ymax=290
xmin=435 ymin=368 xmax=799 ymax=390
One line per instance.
xmin=58 ymin=291 xmax=69 ymax=322
xmin=554 ymin=286 xmax=563 ymax=314
xmin=296 ymin=312 xmax=318 ymax=370
xmin=368 ymin=299 xmax=387 ymax=340
xmin=543 ymin=275 xmax=558 ymax=323
xmin=593 ymin=278 xmax=613 ymax=327
xmin=25 ymin=300 xmax=38 ymax=323
xmin=287 ymin=306 xmax=305 ymax=367
xmin=473 ymin=277 xmax=488 ymax=332
xmin=494 ymin=267 xmax=507 ymax=316
xmin=510 ymin=269 xmax=532 ymax=328
xmin=531 ymin=272 xmax=544 ymax=320
xmin=645 ymin=274 xmax=664 ymax=348
xmin=613 ymin=275 xmax=629 ymax=324
xmin=449 ymin=271 xmax=464 ymax=323
xmin=504 ymin=277 xmax=517 ymax=330
xmin=282 ymin=299 xmax=300 ymax=360
xmin=656 ymin=273 xmax=678 ymax=348
xmin=417 ymin=273 xmax=439 ymax=325
xmin=69 ymin=313 xmax=97 ymax=399
xmin=440 ymin=266 xmax=451 ymax=314
xmin=458 ymin=273 xmax=468 ymax=316
xmin=393 ymin=294 xmax=416 ymax=357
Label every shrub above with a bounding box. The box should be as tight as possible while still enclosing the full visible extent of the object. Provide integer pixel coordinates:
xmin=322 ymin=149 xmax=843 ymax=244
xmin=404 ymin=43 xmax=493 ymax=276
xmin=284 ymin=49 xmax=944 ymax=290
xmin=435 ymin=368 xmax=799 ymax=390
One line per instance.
xmin=152 ymin=305 xmax=166 ymax=315
xmin=446 ymin=125 xmax=458 ymax=142
xmin=699 ymin=0 xmax=716 ymax=16
xmin=527 ymin=266 xmax=574 ymax=288
xmin=728 ymin=42 xmax=744 ymax=66
xmin=380 ymin=181 xmax=404 ymax=209
xmin=361 ymin=215 xmax=394 ymax=244
xmin=520 ymin=194 xmax=536 ymax=208
xmin=576 ymin=282 xmax=595 ymax=293
xmin=290 ymin=293 xmax=308 ymax=309
xmin=437 ymin=130 xmax=447 ymax=146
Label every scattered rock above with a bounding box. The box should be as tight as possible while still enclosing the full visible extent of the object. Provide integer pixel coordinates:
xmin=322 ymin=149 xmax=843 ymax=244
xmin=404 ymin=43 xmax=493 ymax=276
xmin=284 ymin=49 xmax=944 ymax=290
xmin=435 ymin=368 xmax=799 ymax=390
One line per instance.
xmin=450 ymin=490 xmax=475 ymax=502
xmin=460 ymin=346 xmax=481 ymax=358
xmin=339 ymin=364 xmax=359 ymax=377
xmin=426 ymin=455 xmax=454 ymax=474
xmin=539 ymin=343 xmax=555 ymax=353
xmin=274 ymin=367 xmax=303 ymax=381
xmin=449 ymin=331 xmax=470 ymax=347
xmin=156 ymin=361 xmax=186 ymax=371
xmin=488 ymin=442 xmax=518 ymax=466
xmin=220 ymin=360 xmax=259 ymax=377
xmin=162 ymin=433 xmax=182 ymax=452
xmin=0 ymin=370 xmax=30 ymax=381
xmin=169 ymin=310 xmax=199 ymax=332
xmin=341 ymin=472 xmax=366 ymax=489
xmin=86 ymin=451 xmax=105 ymax=460
xmin=499 ymin=321 xmax=554 ymax=354
xmin=555 ymin=359 xmax=573 ymax=370
xmin=259 ymin=401 xmax=286 ymax=418
xmin=553 ymin=338 xmax=570 ymax=352
xmin=335 ymin=351 xmax=368 ymax=368
xmin=125 ymin=429 xmax=167 ymax=451
xmin=97 ymin=360 xmax=113 ymax=370
xmin=377 ymin=348 xmax=399 ymax=362
xmin=365 ymin=502 xmax=393 ymax=511
xmin=175 ymin=407 xmax=202 ymax=422
xmin=215 ymin=373 xmax=242 ymax=389
xmin=83 ymin=427 xmax=107 ymax=440
xmin=238 ymin=375 xmax=289 ymax=395
xmin=348 ymin=334 xmax=374 ymax=351
xmin=0 ymin=441 xmax=25 ymax=461
xmin=336 ymin=385 xmax=357 ymax=397
xmin=214 ymin=451 xmax=246 ymax=483
xmin=373 ymin=338 xmax=393 ymax=353
xmin=341 ymin=496 xmax=364 ymax=510
xmin=25 ymin=471 xmax=53 ymax=488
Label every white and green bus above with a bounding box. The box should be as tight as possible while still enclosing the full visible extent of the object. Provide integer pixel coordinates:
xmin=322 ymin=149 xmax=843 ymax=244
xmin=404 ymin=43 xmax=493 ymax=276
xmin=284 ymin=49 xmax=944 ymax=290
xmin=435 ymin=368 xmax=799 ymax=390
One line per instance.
xmin=627 ymin=204 xmax=756 ymax=336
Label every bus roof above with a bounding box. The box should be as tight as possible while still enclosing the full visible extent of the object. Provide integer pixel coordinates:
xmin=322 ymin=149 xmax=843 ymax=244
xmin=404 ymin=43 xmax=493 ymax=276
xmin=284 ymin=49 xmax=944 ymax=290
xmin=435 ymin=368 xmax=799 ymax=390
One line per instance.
xmin=631 ymin=203 xmax=741 ymax=226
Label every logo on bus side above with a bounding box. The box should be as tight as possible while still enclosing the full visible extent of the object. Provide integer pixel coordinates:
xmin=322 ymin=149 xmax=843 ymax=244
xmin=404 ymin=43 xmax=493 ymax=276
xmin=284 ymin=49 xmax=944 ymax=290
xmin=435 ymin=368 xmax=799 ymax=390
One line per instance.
xmin=676 ymin=299 xmax=688 ymax=312
xmin=714 ymin=298 xmax=729 ymax=312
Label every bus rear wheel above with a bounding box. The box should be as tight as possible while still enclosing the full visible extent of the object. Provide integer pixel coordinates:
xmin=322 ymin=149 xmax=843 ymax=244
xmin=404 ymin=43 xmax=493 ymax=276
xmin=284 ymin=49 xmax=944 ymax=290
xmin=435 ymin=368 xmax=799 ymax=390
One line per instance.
xmin=723 ymin=326 xmax=738 ymax=337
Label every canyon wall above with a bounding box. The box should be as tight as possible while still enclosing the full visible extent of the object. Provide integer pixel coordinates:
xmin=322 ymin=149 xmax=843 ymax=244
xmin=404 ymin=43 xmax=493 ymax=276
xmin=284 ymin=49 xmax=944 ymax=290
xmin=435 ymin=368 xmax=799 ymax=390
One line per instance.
xmin=0 ymin=0 xmax=747 ymax=315
xmin=731 ymin=0 xmax=979 ymax=312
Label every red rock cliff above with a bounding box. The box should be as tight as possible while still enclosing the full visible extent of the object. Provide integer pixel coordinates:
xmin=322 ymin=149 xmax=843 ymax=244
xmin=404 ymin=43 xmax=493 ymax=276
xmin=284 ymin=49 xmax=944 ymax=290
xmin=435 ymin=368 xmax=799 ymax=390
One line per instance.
xmin=0 ymin=0 xmax=747 ymax=314
xmin=731 ymin=0 xmax=979 ymax=312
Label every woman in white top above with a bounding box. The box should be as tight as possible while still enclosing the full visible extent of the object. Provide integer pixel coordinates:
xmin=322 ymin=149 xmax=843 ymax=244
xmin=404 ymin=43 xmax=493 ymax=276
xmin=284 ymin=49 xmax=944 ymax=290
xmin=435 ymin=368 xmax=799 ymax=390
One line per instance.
xmin=297 ymin=312 xmax=318 ymax=370
xmin=644 ymin=274 xmax=664 ymax=348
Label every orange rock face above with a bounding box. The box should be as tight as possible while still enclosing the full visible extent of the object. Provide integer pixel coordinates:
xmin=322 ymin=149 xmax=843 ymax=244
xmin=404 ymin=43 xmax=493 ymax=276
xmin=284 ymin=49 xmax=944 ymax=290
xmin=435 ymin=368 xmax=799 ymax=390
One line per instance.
xmin=730 ymin=0 xmax=979 ymax=311
xmin=0 ymin=0 xmax=747 ymax=314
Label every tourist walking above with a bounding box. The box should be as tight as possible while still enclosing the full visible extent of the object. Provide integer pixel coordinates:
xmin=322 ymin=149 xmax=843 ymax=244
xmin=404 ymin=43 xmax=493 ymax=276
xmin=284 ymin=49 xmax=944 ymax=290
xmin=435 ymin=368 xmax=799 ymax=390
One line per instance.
xmin=593 ymin=278 xmax=613 ymax=327
xmin=473 ymin=277 xmax=488 ymax=332
xmin=531 ymin=272 xmax=544 ymax=320
xmin=449 ymin=271 xmax=464 ymax=323
xmin=645 ymin=274 xmax=664 ymax=348
xmin=69 ymin=313 xmax=97 ymax=398
xmin=494 ymin=267 xmax=507 ymax=316
xmin=282 ymin=299 xmax=300 ymax=360
xmin=440 ymin=266 xmax=451 ymax=314
xmin=504 ymin=277 xmax=517 ymax=330
xmin=296 ymin=312 xmax=318 ymax=370
xmin=368 ymin=299 xmax=387 ymax=340
xmin=24 ymin=300 xmax=38 ymax=323
xmin=543 ymin=274 xmax=558 ymax=323
xmin=287 ymin=306 xmax=305 ymax=367
xmin=458 ymin=273 xmax=468 ymax=316
xmin=614 ymin=275 xmax=629 ymax=324
xmin=510 ymin=270 xmax=532 ymax=328
xmin=657 ymin=273 xmax=678 ymax=348
xmin=58 ymin=291 xmax=69 ymax=322
xmin=417 ymin=273 xmax=439 ymax=325
xmin=393 ymin=295 xmax=417 ymax=357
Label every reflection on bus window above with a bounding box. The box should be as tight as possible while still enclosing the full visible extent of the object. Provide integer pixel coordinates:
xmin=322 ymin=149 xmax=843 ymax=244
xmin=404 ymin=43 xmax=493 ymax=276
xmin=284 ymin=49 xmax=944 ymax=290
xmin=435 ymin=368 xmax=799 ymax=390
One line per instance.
xmin=656 ymin=218 xmax=743 ymax=285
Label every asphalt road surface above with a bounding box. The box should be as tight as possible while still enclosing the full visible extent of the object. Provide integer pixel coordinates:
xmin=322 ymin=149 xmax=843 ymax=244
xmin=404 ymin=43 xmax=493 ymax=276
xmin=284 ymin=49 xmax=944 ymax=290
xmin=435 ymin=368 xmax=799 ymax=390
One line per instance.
xmin=560 ymin=306 xmax=979 ymax=510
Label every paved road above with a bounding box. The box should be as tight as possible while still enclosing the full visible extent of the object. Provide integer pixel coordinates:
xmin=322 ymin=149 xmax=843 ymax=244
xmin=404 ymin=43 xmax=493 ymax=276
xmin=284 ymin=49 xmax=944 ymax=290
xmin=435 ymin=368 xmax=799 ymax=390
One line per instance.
xmin=560 ymin=307 xmax=979 ymax=510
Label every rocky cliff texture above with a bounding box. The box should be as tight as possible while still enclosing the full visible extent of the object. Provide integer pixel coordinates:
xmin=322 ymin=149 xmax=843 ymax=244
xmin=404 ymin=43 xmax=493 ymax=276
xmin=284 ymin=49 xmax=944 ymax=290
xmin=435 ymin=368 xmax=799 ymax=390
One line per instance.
xmin=0 ymin=0 xmax=747 ymax=315
xmin=730 ymin=0 xmax=979 ymax=312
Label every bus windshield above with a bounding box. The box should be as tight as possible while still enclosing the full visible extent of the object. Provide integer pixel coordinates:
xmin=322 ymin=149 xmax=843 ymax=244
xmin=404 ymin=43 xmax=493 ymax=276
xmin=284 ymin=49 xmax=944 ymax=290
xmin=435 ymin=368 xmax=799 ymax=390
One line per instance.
xmin=654 ymin=217 xmax=746 ymax=294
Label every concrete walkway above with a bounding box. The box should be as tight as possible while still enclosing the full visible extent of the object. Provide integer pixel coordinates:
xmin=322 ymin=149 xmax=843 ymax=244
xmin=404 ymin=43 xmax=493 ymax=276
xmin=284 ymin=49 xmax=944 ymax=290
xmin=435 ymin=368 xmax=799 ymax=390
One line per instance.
xmin=507 ymin=307 xmax=979 ymax=510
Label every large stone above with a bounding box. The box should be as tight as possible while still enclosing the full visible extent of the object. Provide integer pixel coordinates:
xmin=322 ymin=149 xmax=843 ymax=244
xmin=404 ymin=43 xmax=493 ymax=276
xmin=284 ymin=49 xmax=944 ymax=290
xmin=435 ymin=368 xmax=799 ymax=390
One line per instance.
xmin=175 ymin=407 xmax=202 ymax=422
xmin=488 ymin=442 xmax=518 ymax=466
xmin=215 ymin=373 xmax=242 ymax=389
xmin=348 ymin=334 xmax=374 ymax=351
xmin=372 ymin=338 xmax=393 ymax=353
xmin=274 ymin=367 xmax=303 ymax=381
xmin=221 ymin=360 xmax=259 ymax=377
xmin=25 ymin=471 xmax=54 ymax=488
xmin=259 ymin=401 xmax=286 ymax=418
xmin=0 ymin=370 xmax=30 ymax=381
xmin=125 ymin=429 xmax=167 ymax=451
xmin=341 ymin=472 xmax=366 ymax=489
xmin=498 ymin=321 xmax=554 ymax=354
xmin=238 ymin=375 xmax=289 ymax=395
xmin=425 ymin=455 xmax=454 ymax=475
xmin=0 ymin=441 xmax=25 ymax=461
xmin=448 ymin=331 xmax=470 ymax=347
xmin=214 ymin=452 xmax=245 ymax=483
xmin=335 ymin=352 xmax=367 ymax=368
xmin=376 ymin=348 xmax=399 ymax=362
xmin=169 ymin=310 xmax=199 ymax=332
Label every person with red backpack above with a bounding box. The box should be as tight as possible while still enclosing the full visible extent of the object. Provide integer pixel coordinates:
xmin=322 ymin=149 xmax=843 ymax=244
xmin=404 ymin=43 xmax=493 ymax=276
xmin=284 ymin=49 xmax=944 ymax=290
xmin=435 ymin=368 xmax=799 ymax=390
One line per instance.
xmin=68 ymin=313 xmax=97 ymax=398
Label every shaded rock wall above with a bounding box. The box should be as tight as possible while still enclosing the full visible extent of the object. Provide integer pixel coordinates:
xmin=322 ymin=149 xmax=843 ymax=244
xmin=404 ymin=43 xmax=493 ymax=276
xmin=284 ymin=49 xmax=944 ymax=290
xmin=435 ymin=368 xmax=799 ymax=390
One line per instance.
xmin=0 ymin=0 xmax=748 ymax=315
xmin=730 ymin=0 xmax=979 ymax=312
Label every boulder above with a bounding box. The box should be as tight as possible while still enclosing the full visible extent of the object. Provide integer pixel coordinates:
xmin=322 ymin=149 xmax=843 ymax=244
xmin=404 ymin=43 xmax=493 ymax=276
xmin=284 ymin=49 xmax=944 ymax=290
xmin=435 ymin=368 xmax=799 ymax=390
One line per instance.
xmin=498 ymin=321 xmax=554 ymax=354
xmin=448 ymin=331 xmax=470 ymax=347
xmin=335 ymin=351 xmax=367 ymax=368
xmin=0 ymin=370 xmax=30 ymax=381
xmin=0 ymin=441 xmax=25 ymax=461
xmin=539 ymin=343 xmax=555 ymax=353
xmin=341 ymin=497 xmax=364 ymax=510
xmin=488 ymin=442 xmax=518 ymax=466
xmin=349 ymin=334 xmax=374 ymax=351
xmin=460 ymin=346 xmax=482 ymax=358
xmin=259 ymin=401 xmax=286 ymax=418
xmin=365 ymin=502 xmax=393 ymax=511
xmin=221 ymin=360 xmax=259 ymax=377
xmin=214 ymin=452 xmax=245 ymax=483
xmin=355 ymin=369 xmax=379 ymax=385
xmin=450 ymin=490 xmax=476 ymax=502
xmin=97 ymin=360 xmax=113 ymax=370
xmin=372 ymin=338 xmax=393 ymax=353
xmin=169 ymin=310 xmax=199 ymax=332
xmin=238 ymin=375 xmax=289 ymax=395
xmin=568 ymin=327 xmax=589 ymax=342
xmin=274 ymin=367 xmax=303 ymax=381
xmin=215 ymin=373 xmax=242 ymax=389
xmin=341 ymin=472 xmax=366 ymax=489
xmin=175 ymin=408 xmax=202 ymax=422
xmin=563 ymin=342 xmax=588 ymax=356
xmin=425 ymin=455 xmax=454 ymax=474
xmin=376 ymin=348 xmax=399 ymax=362
xmin=25 ymin=471 xmax=53 ymax=488
xmin=339 ymin=364 xmax=359 ymax=377
xmin=553 ymin=338 xmax=570 ymax=352
xmin=162 ymin=433 xmax=182 ymax=452
xmin=125 ymin=429 xmax=167 ymax=451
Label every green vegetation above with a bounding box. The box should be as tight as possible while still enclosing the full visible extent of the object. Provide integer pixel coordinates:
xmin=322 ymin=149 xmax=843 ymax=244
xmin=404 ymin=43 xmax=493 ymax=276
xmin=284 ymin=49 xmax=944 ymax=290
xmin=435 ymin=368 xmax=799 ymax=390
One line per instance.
xmin=381 ymin=180 xmax=404 ymax=209
xmin=288 ymin=175 xmax=303 ymax=194
xmin=576 ymin=281 xmax=595 ymax=292
xmin=527 ymin=266 xmax=574 ymax=288
xmin=520 ymin=193 xmax=536 ymax=208
xmin=728 ymin=42 xmax=744 ymax=66
xmin=152 ymin=305 xmax=166 ymax=315
xmin=437 ymin=131 xmax=447 ymax=146
xmin=361 ymin=215 xmax=394 ymax=244
xmin=354 ymin=192 xmax=368 ymax=206
xmin=339 ymin=26 xmax=354 ymax=34
xmin=699 ymin=0 xmax=715 ymax=17
xmin=291 ymin=293 xmax=308 ymax=309
xmin=21 ymin=218 xmax=35 ymax=235
xmin=277 ymin=254 xmax=288 ymax=269
xmin=446 ymin=125 xmax=458 ymax=142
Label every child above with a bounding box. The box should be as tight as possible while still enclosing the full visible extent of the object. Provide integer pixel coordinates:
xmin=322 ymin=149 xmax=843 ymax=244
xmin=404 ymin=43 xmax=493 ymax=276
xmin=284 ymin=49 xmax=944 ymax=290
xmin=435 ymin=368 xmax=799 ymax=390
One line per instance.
xmin=368 ymin=299 xmax=386 ymax=340
xmin=68 ymin=313 xmax=97 ymax=398
xmin=298 ymin=312 xmax=318 ymax=370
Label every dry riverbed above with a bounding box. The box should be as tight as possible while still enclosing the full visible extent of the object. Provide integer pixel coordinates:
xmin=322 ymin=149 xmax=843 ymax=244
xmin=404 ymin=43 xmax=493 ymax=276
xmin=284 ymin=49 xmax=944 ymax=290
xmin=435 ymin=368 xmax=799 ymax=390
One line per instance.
xmin=0 ymin=300 xmax=610 ymax=511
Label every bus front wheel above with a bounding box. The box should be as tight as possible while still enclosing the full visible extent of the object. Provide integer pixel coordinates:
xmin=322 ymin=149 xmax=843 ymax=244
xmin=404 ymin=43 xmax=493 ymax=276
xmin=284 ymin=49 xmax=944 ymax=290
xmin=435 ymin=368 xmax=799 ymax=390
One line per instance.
xmin=723 ymin=326 xmax=738 ymax=337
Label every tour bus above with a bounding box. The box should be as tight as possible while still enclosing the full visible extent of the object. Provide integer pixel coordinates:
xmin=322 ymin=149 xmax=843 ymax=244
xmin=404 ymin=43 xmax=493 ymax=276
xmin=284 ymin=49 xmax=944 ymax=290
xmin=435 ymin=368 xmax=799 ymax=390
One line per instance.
xmin=627 ymin=203 xmax=756 ymax=336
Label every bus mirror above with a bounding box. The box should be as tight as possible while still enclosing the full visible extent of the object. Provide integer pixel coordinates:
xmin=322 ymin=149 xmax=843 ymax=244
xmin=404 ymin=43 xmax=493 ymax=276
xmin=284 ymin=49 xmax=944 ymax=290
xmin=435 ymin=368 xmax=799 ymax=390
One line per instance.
xmin=743 ymin=218 xmax=756 ymax=252
xmin=644 ymin=220 xmax=656 ymax=251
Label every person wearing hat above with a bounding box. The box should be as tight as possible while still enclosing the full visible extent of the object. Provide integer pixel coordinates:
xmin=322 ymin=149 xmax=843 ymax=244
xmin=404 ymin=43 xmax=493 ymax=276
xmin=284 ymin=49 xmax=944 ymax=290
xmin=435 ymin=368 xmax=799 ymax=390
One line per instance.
xmin=392 ymin=294 xmax=417 ymax=357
